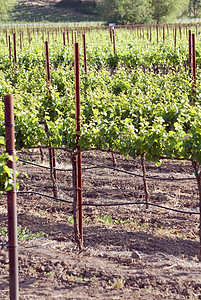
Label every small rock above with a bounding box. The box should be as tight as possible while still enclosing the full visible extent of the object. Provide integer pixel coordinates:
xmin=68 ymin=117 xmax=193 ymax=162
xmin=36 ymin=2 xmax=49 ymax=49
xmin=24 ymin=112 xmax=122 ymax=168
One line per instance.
xmin=39 ymin=266 xmax=45 ymax=272
xmin=131 ymin=251 xmax=141 ymax=259
xmin=45 ymin=266 xmax=53 ymax=273
xmin=84 ymin=271 xmax=91 ymax=278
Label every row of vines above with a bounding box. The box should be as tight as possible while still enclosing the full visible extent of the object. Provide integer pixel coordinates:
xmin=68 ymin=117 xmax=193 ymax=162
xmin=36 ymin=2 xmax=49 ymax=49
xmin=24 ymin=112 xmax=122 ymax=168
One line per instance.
xmin=1 ymin=23 xmax=201 ymax=245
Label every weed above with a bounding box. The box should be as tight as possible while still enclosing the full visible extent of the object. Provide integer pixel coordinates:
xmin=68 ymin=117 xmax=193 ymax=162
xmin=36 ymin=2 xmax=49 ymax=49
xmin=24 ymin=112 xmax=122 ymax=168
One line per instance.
xmin=66 ymin=274 xmax=74 ymax=282
xmin=76 ymin=275 xmax=84 ymax=282
xmin=45 ymin=271 xmax=55 ymax=278
xmin=109 ymin=278 xmax=125 ymax=289
xmin=66 ymin=215 xmax=74 ymax=223
xmin=0 ymin=226 xmax=45 ymax=241
xmin=66 ymin=274 xmax=84 ymax=282
xmin=0 ymin=227 xmax=8 ymax=237
xmin=94 ymin=214 xmax=132 ymax=226
xmin=18 ymin=226 xmax=45 ymax=241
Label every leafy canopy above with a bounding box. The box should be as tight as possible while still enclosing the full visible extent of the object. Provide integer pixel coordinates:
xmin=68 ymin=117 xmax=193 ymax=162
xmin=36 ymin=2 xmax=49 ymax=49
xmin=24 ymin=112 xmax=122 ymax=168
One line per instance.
xmin=0 ymin=0 xmax=17 ymax=20
xmin=99 ymin=0 xmax=188 ymax=24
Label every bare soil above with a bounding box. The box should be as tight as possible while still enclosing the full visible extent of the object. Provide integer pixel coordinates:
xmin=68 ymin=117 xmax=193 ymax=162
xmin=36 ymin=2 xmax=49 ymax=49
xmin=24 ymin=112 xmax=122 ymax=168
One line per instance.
xmin=0 ymin=150 xmax=201 ymax=299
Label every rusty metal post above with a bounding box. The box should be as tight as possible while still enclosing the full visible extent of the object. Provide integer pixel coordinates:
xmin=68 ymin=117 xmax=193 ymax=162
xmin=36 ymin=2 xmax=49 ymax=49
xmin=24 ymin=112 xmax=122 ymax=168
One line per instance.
xmin=83 ymin=34 xmax=87 ymax=75
xmin=74 ymin=42 xmax=83 ymax=248
xmin=112 ymin=27 xmax=116 ymax=54
xmin=63 ymin=31 xmax=65 ymax=46
xmin=163 ymin=26 xmax=165 ymax=43
xmin=189 ymin=30 xmax=192 ymax=74
xmin=4 ymin=94 xmax=19 ymax=300
xmin=109 ymin=26 xmax=112 ymax=42
xmin=174 ymin=27 xmax=177 ymax=49
xmin=72 ymin=30 xmax=74 ymax=44
xmin=13 ymin=33 xmax=17 ymax=66
xmin=20 ymin=32 xmax=22 ymax=52
xmin=52 ymin=149 xmax=57 ymax=181
xmin=192 ymin=33 xmax=196 ymax=89
xmin=8 ymin=36 xmax=11 ymax=61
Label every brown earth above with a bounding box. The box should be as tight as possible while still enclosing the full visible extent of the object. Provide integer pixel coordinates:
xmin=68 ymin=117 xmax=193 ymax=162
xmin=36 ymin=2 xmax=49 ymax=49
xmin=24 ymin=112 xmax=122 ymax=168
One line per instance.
xmin=0 ymin=150 xmax=201 ymax=299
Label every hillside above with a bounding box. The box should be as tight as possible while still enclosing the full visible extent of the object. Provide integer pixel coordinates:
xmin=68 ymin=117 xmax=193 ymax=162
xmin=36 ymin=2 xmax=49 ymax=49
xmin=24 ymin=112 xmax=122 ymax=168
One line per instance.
xmin=9 ymin=0 xmax=101 ymax=23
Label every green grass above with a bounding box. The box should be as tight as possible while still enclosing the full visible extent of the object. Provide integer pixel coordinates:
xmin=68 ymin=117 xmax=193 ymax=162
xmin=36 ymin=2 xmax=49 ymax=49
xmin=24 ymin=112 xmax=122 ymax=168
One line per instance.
xmin=8 ymin=0 xmax=101 ymax=23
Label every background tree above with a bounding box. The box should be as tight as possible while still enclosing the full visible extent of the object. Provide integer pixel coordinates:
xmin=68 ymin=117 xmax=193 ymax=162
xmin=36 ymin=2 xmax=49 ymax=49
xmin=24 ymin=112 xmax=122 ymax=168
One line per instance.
xmin=117 ymin=0 xmax=152 ymax=24
xmin=99 ymin=0 xmax=188 ymax=24
xmin=99 ymin=0 xmax=152 ymax=24
xmin=98 ymin=0 xmax=119 ymax=24
xmin=151 ymin=0 xmax=188 ymax=23
xmin=188 ymin=0 xmax=201 ymax=17
xmin=0 ymin=0 xmax=17 ymax=20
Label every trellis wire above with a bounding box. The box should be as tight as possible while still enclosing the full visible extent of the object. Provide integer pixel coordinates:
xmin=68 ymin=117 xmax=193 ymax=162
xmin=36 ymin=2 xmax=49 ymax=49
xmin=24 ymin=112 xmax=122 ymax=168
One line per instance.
xmin=15 ymin=191 xmax=199 ymax=215
xmin=18 ymin=158 xmax=196 ymax=181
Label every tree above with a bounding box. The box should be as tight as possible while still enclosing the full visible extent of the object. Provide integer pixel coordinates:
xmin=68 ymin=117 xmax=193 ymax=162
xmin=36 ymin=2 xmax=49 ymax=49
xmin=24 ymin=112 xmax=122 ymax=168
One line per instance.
xmin=99 ymin=0 xmax=152 ymax=24
xmin=117 ymin=0 xmax=152 ymax=24
xmin=0 ymin=0 xmax=17 ymax=20
xmin=188 ymin=0 xmax=201 ymax=18
xmin=151 ymin=0 xmax=188 ymax=23
xmin=99 ymin=0 xmax=188 ymax=24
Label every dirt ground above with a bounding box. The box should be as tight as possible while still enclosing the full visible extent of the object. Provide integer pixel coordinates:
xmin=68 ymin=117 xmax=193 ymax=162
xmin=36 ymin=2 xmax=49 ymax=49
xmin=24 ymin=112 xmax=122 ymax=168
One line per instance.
xmin=0 ymin=149 xmax=201 ymax=299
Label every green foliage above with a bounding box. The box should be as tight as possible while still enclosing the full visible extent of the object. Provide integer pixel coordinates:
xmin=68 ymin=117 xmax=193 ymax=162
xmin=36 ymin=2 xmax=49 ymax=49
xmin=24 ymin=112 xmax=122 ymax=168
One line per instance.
xmin=99 ymin=0 xmax=188 ymax=24
xmin=0 ymin=226 xmax=45 ymax=241
xmin=0 ymin=137 xmax=16 ymax=192
xmin=117 ymin=0 xmax=152 ymax=24
xmin=66 ymin=215 xmax=74 ymax=223
xmin=188 ymin=0 xmax=201 ymax=17
xmin=0 ymin=27 xmax=200 ymax=170
xmin=99 ymin=0 xmax=152 ymax=24
xmin=0 ymin=0 xmax=17 ymax=21
xmin=151 ymin=0 xmax=188 ymax=23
